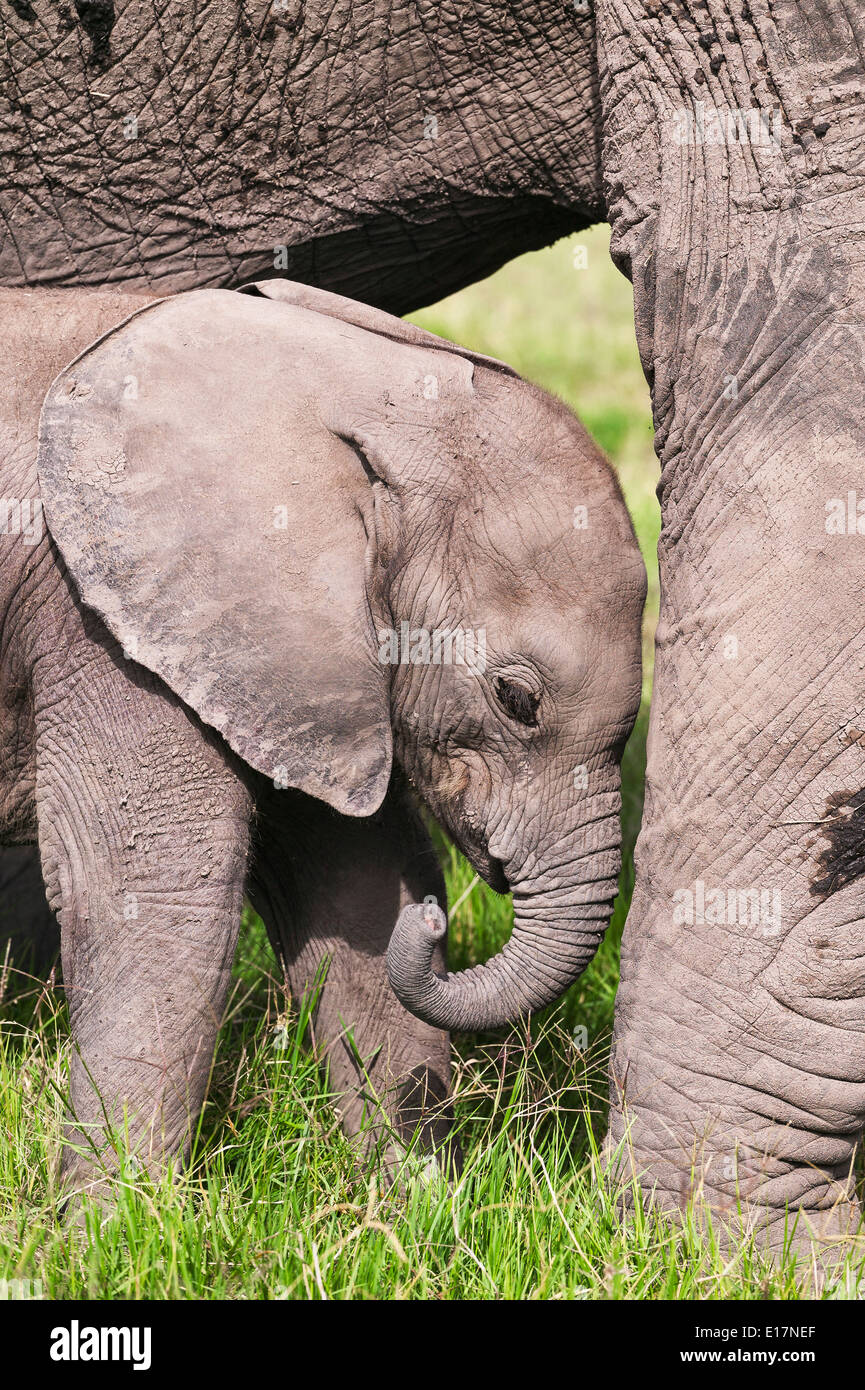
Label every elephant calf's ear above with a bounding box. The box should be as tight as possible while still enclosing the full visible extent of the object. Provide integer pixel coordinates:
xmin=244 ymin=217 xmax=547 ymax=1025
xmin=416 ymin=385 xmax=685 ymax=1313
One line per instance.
xmin=240 ymin=278 xmax=521 ymax=379
xmin=36 ymin=289 xmax=392 ymax=817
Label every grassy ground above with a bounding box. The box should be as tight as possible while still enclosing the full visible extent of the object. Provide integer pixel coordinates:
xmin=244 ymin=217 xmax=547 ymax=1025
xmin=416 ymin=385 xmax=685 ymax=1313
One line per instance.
xmin=1 ymin=229 xmax=862 ymax=1299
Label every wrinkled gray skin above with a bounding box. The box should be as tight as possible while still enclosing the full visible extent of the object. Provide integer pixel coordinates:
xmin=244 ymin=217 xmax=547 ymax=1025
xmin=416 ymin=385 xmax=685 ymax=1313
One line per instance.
xmin=0 ymin=0 xmax=600 ymax=304
xmin=2 ymin=0 xmax=863 ymax=1254
xmin=598 ymin=3 xmax=865 ymax=1256
xmin=0 ymin=282 xmax=644 ymax=1193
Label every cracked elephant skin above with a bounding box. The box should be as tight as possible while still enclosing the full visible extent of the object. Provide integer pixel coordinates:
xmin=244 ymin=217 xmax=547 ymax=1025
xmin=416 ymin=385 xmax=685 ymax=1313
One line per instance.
xmin=0 ymin=0 xmax=602 ymax=306
xmin=1 ymin=0 xmax=864 ymax=1253
xmin=0 ymin=281 xmax=644 ymax=1193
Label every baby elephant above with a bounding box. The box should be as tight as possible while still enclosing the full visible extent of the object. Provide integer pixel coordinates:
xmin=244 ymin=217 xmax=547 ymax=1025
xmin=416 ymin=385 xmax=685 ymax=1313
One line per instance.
xmin=0 ymin=279 xmax=645 ymax=1197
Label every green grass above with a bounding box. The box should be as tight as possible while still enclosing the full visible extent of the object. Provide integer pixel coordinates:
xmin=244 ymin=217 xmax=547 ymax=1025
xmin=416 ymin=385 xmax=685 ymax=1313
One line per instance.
xmin=1 ymin=228 xmax=862 ymax=1299
xmin=2 ymin=940 xmax=859 ymax=1299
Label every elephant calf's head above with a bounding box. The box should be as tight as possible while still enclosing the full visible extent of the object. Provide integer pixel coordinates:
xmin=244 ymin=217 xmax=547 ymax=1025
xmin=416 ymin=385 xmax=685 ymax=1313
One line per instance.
xmin=36 ymin=279 xmax=645 ymax=1033
xmin=379 ymin=367 xmax=646 ymax=1031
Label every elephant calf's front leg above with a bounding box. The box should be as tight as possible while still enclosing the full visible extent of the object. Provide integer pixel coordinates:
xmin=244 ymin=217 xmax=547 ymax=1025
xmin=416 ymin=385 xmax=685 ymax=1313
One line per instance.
xmin=34 ymin=643 xmax=253 ymax=1202
xmin=249 ymin=783 xmax=456 ymax=1180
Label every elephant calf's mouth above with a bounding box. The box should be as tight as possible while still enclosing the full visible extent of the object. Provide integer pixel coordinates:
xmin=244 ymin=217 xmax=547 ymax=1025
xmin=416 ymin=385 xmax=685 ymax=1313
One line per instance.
xmin=453 ymin=826 xmax=508 ymax=894
xmin=469 ymin=851 xmax=508 ymax=895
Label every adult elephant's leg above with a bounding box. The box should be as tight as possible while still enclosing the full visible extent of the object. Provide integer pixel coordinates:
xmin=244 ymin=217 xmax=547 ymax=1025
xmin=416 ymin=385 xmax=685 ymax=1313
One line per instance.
xmin=0 ymin=845 xmax=59 ymax=978
xmin=597 ymin=1 xmax=865 ymax=1247
xmin=248 ymin=778 xmax=456 ymax=1175
xmin=34 ymin=636 xmax=253 ymax=1199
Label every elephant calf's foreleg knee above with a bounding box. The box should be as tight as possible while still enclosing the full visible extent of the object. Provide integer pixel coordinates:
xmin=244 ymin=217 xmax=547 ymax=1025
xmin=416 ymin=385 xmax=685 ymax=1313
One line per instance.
xmin=34 ymin=659 xmax=253 ymax=1200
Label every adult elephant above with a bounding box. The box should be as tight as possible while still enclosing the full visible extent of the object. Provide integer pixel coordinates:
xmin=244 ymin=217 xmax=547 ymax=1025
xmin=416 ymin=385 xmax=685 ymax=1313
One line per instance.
xmin=2 ymin=0 xmax=863 ymax=1254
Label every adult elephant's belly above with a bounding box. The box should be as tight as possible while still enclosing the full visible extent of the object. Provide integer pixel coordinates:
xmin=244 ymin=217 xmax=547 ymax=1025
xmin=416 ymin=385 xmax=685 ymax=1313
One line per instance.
xmin=0 ymin=1 xmax=601 ymax=312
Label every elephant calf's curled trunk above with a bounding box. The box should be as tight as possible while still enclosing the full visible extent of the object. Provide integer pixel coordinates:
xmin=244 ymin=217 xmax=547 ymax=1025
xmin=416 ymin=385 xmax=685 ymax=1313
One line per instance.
xmin=387 ymin=875 xmax=618 ymax=1033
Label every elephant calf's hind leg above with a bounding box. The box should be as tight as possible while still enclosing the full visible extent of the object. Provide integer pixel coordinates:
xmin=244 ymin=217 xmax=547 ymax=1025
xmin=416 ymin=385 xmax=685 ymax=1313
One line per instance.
xmin=249 ymin=785 xmax=457 ymax=1181
xmin=0 ymin=844 xmax=59 ymax=980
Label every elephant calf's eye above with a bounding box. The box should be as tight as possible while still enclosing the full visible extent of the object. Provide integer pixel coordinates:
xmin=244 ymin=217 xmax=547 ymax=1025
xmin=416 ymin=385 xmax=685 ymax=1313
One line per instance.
xmin=494 ymin=677 xmax=540 ymax=727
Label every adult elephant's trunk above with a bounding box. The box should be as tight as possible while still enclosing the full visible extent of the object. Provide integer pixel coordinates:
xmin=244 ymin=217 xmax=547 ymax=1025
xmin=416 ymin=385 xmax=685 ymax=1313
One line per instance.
xmin=387 ymin=804 xmax=622 ymax=1032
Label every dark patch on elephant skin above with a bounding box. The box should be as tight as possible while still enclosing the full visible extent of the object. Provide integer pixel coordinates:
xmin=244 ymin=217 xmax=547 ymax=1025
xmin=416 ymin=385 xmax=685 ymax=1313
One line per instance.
xmin=7 ymin=0 xmax=37 ymax=20
xmin=73 ymin=0 xmax=115 ymax=68
xmin=810 ymin=789 xmax=865 ymax=899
